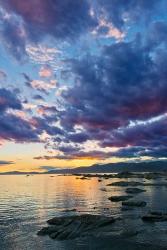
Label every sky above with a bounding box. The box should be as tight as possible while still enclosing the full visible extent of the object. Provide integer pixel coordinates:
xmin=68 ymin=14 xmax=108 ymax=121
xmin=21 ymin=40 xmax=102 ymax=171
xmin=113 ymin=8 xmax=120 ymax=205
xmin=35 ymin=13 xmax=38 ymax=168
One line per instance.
xmin=0 ymin=0 xmax=167 ymax=172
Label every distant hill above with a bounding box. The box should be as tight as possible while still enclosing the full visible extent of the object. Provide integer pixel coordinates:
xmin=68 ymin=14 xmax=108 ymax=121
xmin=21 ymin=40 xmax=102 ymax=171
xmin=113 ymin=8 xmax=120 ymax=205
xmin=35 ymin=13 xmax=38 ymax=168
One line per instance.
xmin=46 ymin=161 xmax=167 ymax=174
xmin=1 ymin=161 xmax=167 ymax=175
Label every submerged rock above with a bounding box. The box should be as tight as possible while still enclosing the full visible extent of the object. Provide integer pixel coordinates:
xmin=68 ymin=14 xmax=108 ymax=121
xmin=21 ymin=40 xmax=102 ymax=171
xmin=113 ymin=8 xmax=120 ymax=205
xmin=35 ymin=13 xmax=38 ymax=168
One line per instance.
xmin=62 ymin=209 xmax=77 ymax=212
xmin=143 ymin=182 xmax=167 ymax=187
xmin=100 ymin=187 xmax=108 ymax=192
xmin=142 ymin=211 xmax=167 ymax=222
xmin=122 ymin=200 xmax=147 ymax=207
xmin=108 ymin=195 xmax=133 ymax=202
xmin=125 ymin=188 xmax=146 ymax=194
xmin=107 ymin=181 xmax=143 ymax=187
xmin=37 ymin=214 xmax=116 ymax=240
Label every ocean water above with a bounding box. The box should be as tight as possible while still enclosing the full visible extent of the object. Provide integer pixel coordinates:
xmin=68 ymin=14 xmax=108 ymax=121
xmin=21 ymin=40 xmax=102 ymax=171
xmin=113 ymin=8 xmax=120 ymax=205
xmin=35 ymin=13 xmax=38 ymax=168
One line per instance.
xmin=0 ymin=174 xmax=167 ymax=250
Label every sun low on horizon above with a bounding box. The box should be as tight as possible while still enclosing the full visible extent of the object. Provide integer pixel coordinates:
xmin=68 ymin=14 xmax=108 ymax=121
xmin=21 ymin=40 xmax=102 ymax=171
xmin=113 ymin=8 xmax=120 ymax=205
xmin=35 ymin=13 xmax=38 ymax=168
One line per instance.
xmin=0 ymin=0 xmax=167 ymax=173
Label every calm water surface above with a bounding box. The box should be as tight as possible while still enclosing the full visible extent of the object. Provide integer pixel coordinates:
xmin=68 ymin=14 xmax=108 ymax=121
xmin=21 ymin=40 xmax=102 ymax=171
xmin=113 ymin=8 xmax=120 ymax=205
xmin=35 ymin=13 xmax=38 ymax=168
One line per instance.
xmin=0 ymin=175 xmax=167 ymax=250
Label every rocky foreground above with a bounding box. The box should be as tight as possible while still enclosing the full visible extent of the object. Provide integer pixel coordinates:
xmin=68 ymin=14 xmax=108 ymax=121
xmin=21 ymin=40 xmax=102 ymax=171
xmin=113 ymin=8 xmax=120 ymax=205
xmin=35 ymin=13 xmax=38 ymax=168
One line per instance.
xmin=38 ymin=171 xmax=167 ymax=247
xmin=37 ymin=214 xmax=117 ymax=240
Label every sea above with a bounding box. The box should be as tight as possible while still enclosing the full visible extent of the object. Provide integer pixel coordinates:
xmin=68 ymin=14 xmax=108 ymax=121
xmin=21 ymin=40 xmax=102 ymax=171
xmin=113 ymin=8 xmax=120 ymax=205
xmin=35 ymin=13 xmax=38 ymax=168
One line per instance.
xmin=0 ymin=174 xmax=167 ymax=250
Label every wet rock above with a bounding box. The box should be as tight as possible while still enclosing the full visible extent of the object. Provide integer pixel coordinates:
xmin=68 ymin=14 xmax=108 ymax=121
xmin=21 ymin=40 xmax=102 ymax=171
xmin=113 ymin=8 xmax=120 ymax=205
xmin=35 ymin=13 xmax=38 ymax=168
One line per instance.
xmin=142 ymin=211 xmax=167 ymax=222
xmin=143 ymin=182 xmax=167 ymax=187
xmin=80 ymin=176 xmax=90 ymax=180
xmin=100 ymin=187 xmax=108 ymax=192
xmin=107 ymin=181 xmax=143 ymax=187
xmin=62 ymin=208 xmax=77 ymax=212
xmin=108 ymin=195 xmax=133 ymax=202
xmin=38 ymin=214 xmax=116 ymax=240
xmin=125 ymin=188 xmax=146 ymax=194
xmin=122 ymin=200 xmax=147 ymax=207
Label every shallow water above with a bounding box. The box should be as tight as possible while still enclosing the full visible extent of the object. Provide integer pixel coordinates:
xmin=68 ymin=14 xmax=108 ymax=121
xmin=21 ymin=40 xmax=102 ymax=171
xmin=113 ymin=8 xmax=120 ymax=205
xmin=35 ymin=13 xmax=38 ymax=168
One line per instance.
xmin=0 ymin=175 xmax=167 ymax=250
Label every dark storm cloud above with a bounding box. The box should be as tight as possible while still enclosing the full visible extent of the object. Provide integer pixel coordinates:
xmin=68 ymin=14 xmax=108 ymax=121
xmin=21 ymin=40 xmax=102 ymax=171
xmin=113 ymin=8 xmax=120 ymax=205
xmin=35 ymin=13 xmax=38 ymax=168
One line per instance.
xmin=101 ymin=115 xmax=167 ymax=148
xmin=60 ymin=38 xmax=167 ymax=132
xmin=53 ymin=26 xmax=167 ymax=160
xmin=110 ymin=145 xmax=167 ymax=159
xmin=30 ymin=116 xmax=63 ymax=136
xmin=0 ymin=113 xmax=39 ymax=142
xmin=0 ymin=88 xmax=39 ymax=142
xmin=0 ymin=88 xmax=22 ymax=111
xmin=1 ymin=17 xmax=27 ymax=60
xmin=0 ymin=0 xmax=96 ymax=56
xmin=1 ymin=1 xmax=167 ymax=161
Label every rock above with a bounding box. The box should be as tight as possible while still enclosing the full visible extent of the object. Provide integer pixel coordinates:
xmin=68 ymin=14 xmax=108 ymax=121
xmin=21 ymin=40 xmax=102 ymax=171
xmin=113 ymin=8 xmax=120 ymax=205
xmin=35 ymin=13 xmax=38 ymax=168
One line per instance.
xmin=142 ymin=211 xmax=167 ymax=222
xmin=38 ymin=214 xmax=116 ymax=240
xmin=122 ymin=200 xmax=147 ymax=207
xmin=80 ymin=176 xmax=89 ymax=180
xmin=107 ymin=181 xmax=143 ymax=187
xmin=125 ymin=188 xmax=146 ymax=194
xmin=108 ymin=195 xmax=133 ymax=202
xmin=62 ymin=208 xmax=77 ymax=212
xmin=143 ymin=182 xmax=167 ymax=187
xmin=98 ymin=179 xmax=102 ymax=182
xmin=100 ymin=187 xmax=108 ymax=192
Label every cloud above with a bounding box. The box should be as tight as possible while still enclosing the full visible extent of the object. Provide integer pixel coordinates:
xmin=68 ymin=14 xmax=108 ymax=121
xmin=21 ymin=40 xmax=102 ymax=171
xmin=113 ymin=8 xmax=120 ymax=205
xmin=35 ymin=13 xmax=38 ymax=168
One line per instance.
xmin=33 ymin=94 xmax=45 ymax=101
xmin=34 ymin=150 xmax=113 ymax=160
xmin=30 ymin=79 xmax=57 ymax=92
xmin=101 ymin=114 xmax=167 ymax=148
xmin=0 ymin=70 xmax=7 ymax=81
xmin=0 ymin=88 xmax=22 ymax=111
xmin=0 ymin=160 xmax=14 ymax=166
xmin=0 ymin=0 xmax=96 ymax=59
xmin=92 ymin=18 xmax=125 ymax=40
xmin=26 ymin=44 xmax=62 ymax=67
xmin=22 ymin=73 xmax=57 ymax=93
xmin=59 ymin=40 xmax=163 ymax=133
xmin=39 ymin=166 xmax=61 ymax=171
xmin=0 ymin=88 xmax=40 ymax=143
xmin=39 ymin=65 xmax=53 ymax=78
xmin=96 ymin=0 xmax=160 ymax=29
xmin=0 ymin=13 xmax=27 ymax=60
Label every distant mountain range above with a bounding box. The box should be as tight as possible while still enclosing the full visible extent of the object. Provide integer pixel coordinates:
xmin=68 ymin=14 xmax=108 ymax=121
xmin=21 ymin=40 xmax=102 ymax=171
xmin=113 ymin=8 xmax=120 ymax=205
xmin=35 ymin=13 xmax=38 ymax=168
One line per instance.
xmin=1 ymin=161 xmax=167 ymax=175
